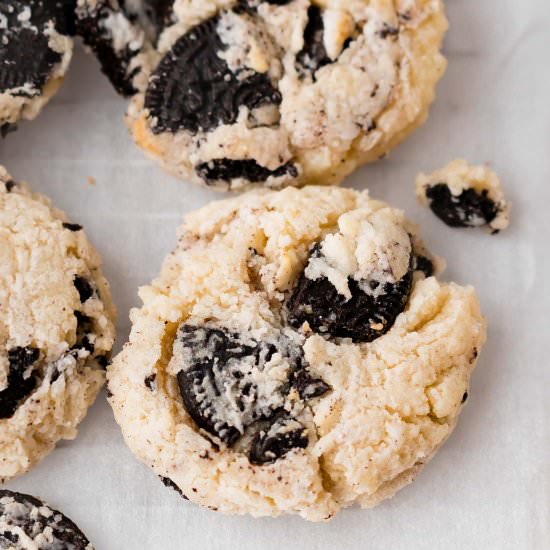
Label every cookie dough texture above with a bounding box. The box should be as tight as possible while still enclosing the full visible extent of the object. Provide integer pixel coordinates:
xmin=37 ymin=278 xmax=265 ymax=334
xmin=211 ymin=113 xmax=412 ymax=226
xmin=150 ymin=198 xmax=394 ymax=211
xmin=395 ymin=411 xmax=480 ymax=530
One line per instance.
xmin=0 ymin=167 xmax=116 ymax=480
xmin=125 ymin=0 xmax=448 ymax=190
xmin=108 ymin=186 xmax=486 ymax=521
xmin=416 ymin=159 xmax=511 ymax=233
xmin=0 ymin=489 xmax=93 ymax=549
xmin=0 ymin=1 xmax=75 ymax=132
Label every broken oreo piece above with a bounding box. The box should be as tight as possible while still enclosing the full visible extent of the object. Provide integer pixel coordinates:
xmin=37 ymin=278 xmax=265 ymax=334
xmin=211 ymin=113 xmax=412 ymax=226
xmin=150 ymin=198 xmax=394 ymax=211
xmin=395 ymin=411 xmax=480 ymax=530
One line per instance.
xmin=0 ymin=490 xmax=93 ymax=549
xmin=144 ymin=14 xmax=281 ymax=135
xmin=424 ymin=183 xmax=499 ymax=229
xmin=287 ymin=244 xmax=414 ymax=343
xmin=196 ymin=159 xmax=297 ymax=186
xmin=74 ymin=275 xmax=94 ymax=303
xmin=296 ymin=5 xmax=332 ymax=76
xmin=159 ymin=476 xmax=189 ymax=500
xmin=249 ymin=415 xmax=308 ymax=465
xmin=414 ymin=255 xmax=434 ymax=278
xmin=0 ymin=347 xmax=40 ymax=419
xmin=174 ymin=324 xmax=329 ymax=463
xmin=75 ymin=0 xmax=145 ymax=96
xmin=74 ymin=311 xmax=95 ymax=353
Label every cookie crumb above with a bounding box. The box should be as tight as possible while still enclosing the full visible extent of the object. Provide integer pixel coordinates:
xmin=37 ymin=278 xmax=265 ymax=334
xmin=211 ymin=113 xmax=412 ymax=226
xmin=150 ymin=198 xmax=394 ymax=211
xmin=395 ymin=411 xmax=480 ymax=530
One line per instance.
xmin=416 ymin=159 xmax=510 ymax=233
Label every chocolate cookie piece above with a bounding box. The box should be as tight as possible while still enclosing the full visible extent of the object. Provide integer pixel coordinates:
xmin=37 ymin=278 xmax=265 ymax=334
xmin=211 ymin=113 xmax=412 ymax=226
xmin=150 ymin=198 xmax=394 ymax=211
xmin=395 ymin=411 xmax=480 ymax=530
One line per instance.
xmin=144 ymin=13 xmax=281 ymax=135
xmin=0 ymin=490 xmax=93 ymax=549
xmin=296 ymin=5 xmax=332 ymax=76
xmin=425 ymin=184 xmax=498 ymax=228
xmin=0 ymin=347 xmax=40 ymax=419
xmin=75 ymin=0 xmax=146 ymax=96
xmin=196 ymin=159 xmax=297 ymax=186
xmin=287 ymin=244 xmax=414 ymax=343
xmin=249 ymin=414 xmax=308 ymax=465
xmin=121 ymin=0 xmax=174 ymax=41
xmin=173 ymin=324 xmax=328 ymax=462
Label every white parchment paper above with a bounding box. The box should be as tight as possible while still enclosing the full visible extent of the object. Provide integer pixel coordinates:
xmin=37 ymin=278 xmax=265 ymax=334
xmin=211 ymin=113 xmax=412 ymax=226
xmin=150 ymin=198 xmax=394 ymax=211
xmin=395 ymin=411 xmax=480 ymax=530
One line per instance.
xmin=0 ymin=0 xmax=548 ymax=548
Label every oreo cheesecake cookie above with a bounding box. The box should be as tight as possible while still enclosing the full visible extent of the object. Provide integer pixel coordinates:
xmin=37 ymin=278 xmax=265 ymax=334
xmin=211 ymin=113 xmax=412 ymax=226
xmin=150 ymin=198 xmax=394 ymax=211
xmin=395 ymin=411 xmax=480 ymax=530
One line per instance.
xmin=416 ymin=159 xmax=511 ymax=233
xmin=0 ymin=166 xmax=116 ymax=480
xmin=78 ymin=0 xmax=448 ymax=190
xmin=0 ymin=1 xmax=76 ymax=135
xmin=108 ymin=186 xmax=486 ymax=520
xmin=0 ymin=490 xmax=93 ymax=549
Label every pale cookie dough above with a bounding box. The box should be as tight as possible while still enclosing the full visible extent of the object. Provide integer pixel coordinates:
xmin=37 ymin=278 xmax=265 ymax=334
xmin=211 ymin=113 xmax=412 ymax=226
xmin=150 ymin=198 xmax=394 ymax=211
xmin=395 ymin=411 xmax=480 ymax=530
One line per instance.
xmin=0 ymin=167 xmax=116 ymax=481
xmin=0 ymin=490 xmax=93 ymax=549
xmin=108 ymin=186 xmax=486 ymax=521
xmin=0 ymin=1 xmax=75 ymax=135
xmin=416 ymin=159 xmax=510 ymax=233
xmin=115 ymin=0 xmax=448 ymax=190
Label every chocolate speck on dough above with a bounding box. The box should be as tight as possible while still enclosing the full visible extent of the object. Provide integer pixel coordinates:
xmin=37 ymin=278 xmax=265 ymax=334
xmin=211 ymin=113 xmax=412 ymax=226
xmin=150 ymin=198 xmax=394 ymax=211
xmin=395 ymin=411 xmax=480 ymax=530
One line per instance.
xmin=160 ymin=476 xmax=189 ymax=500
xmin=63 ymin=222 xmax=83 ymax=231
xmin=144 ymin=373 xmax=157 ymax=390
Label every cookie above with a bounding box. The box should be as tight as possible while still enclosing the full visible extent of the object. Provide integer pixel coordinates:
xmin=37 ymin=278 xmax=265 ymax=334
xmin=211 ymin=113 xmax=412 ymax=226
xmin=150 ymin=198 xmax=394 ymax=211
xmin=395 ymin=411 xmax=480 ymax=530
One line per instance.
xmin=416 ymin=159 xmax=511 ymax=233
xmin=0 ymin=1 xmax=76 ymax=134
xmin=108 ymin=186 xmax=486 ymax=521
xmin=0 ymin=166 xmax=116 ymax=480
xmin=118 ymin=0 xmax=448 ymax=190
xmin=0 ymin=490 xmax=93 ymax=549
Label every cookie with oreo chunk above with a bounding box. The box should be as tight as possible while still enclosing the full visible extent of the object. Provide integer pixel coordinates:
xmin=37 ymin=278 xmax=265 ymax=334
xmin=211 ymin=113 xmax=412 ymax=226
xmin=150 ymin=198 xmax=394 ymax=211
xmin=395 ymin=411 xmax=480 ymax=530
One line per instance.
xmin=0 ymin=490 xmax=93 ymax=549
xmin=0 ymin=165 xmax=116 ymax=480
xmin=117 ymin=0 xmax=448 ymax=190
xmin=0 ymin=0 xmax=76 ymax=132
xmin=107 ymin=185 xmax=486 ymax=521
xmin=416 ymin=159 xmax=510 ymax=233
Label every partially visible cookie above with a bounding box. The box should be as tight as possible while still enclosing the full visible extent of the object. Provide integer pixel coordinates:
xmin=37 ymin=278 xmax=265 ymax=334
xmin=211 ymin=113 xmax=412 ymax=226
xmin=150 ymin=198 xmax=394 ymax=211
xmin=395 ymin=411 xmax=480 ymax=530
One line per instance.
xmin=0 ymin=166 xmax=116 ymax=480
xmin=104 ymin=0 xmax=449 ymax=190
xmin=108 ymin=185 xmax=486 ymax=521
xmin=0 ymin=490 xmax=93 ymax=549
xmin=416 ymin=159 xmax=510 ymax=233
xmin=0 ymin=1 xmax=76 ymax=134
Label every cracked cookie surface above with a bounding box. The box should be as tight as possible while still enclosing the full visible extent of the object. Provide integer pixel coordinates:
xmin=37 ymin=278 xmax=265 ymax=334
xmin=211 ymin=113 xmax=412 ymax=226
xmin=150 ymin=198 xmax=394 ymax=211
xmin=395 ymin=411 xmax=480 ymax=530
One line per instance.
xmin=108 ymin=185 xmax=486 ymax=520
xmin=116 ymin=0 xmax=448 ymax=190
xmin=0 ymin=166 xmax=116 ymax=480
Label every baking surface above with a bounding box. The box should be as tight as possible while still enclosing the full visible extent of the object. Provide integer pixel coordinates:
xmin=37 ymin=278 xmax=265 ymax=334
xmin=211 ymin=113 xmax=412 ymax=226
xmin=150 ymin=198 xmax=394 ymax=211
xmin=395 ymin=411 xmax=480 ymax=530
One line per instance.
xmin=1 ymin=0 xmax=548 ymax=548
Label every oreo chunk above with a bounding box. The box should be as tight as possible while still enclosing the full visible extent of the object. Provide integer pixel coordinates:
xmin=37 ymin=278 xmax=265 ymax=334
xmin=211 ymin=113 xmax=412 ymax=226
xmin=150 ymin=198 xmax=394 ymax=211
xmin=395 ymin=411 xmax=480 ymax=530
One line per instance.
xmin=196 ymin=159 xmax=297 ymax=186
xmin=75 ymin=0 xmax=144 ymax=96
xmin=175 ymin=325 xmax=288 ymax=445
xmin=0 ymin=0 xmax=75 ymax=95
xmin=296 ymin=5 xmax=332 ymax=76
xmin=0 ymin=490 xmax=92 ymax=549
xmin=74 ymin=275 xmax=94 ymax=303
xmin=249 ymin=414 xmax=308 ymax=465
xmin=144 ymin=13 xmax=281 ymax=135
xmin=287 ymin=244 xmax=414 ymax=343
xmin=414 ymin=255 xmax=434 ymax=278
xmin=0 ymin=347 xmax=39 ymax=419
xmin=425 ymin=183 xmax=499 ymax=228
xmin=121 ymin=0 xmax=174 ymax=40
xmin=74 ymin=311 xmax=95 ymax=353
